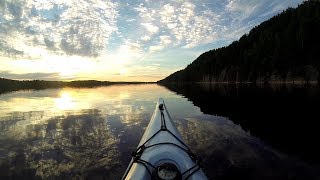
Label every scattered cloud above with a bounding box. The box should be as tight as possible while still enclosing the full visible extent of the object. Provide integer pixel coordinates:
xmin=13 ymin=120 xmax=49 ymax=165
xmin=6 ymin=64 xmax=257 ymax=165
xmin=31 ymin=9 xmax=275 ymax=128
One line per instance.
xmin=141 ymin=23 xmax=159 ymax=34
xmin=134 ymin=1 xmax=220 ymax=49
xmin=0 ymin=0 xmax=305 ymax=81
xmin=132 ymin=0 xmax=303 ymax=51
xmin=160 ymin=36 xmax=172 ymax=45
xmin=0 ymin=40 xmax=24 ymax=57
xmin=149 ymin=45 xmax=165 ymax=53
xmin=0 ymin=0 xmax=118 ymax=58
xmin=117 ymin=41 xmax=143 ymax=60
xmin=223 ymin=0 xmax=304 ymax=34
xmin=141 ymin=36 xmax=151 ymax=41
xmin=148 ymin=35 xmax=172 ymax=52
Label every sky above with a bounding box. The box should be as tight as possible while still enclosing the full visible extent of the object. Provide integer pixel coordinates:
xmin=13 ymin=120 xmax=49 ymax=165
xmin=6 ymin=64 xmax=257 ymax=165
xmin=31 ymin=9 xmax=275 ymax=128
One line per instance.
xmin=0 ymin=0 xmax=304 ymax=82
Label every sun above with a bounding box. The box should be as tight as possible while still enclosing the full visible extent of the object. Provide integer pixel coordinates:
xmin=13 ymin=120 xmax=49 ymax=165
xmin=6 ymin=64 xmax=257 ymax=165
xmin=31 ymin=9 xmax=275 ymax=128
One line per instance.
xmin=119 ymin=68 xmax=128 ymax=76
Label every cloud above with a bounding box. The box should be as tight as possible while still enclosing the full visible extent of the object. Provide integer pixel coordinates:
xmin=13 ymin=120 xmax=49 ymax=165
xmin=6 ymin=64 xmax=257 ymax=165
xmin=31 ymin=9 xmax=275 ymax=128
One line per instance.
xmin=102 ymin=40 xmax=145 ymax=64
xmin=159 ymin=36 xmax=172 ymax=45
xmin=0 ymin=40 xmax=24 ymax=57
xmin=225 ymin=0 xmax=270 ymax=24
xmin=141 ymin=23 xmax=159 ymax=34
xmin=141 ymin=36 xmax=151 ymax=41
xmin=0 ymin=0 xmax=119 ymax=58
xmin=1 ymin=0 xmax=304 ymax=60
xmin=221 ymin=0 xmax=304 ymax=41
xmin=44 ymin=38 xmax=56 ymax=49
xmin=148 ymin=35 xmax=172 ymax=52
xmin=118 ymin=41 xmax=142 ymax=56
xmin=133 ymin=0 xmax=304 ymax=51
xmin=0 ymin=0 xmax=305 ymax=82
xmin=134 ymin=1 xmax=220 ymax=49
xmin=149 ymin=45 xmax=165 ymax=52
xmin=159 ymin=4 xmax=176 ymax=23
xmin=0 ymin=71 xmax=60 ymax=80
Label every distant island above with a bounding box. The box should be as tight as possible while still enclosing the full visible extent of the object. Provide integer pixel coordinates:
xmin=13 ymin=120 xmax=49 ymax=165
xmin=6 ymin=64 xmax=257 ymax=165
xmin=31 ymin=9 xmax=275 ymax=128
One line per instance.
xmin=0 ymin=78 xmax=153 ymax=94
xmin=159 ymin=1 xmax=320 ymax=84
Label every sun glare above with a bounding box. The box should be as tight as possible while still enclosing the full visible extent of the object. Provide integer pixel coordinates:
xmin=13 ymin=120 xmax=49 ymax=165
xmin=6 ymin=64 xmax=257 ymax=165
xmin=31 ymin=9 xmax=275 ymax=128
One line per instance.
xmin=48 ymin=56 xmax=95 ymax=79
xmin=2 ymin=49 xmax=147 ymax=81
xmin=54 ymin=92 xmax=75 ymax=110
xmin=119 ymin=68 xmax=128 ymax=76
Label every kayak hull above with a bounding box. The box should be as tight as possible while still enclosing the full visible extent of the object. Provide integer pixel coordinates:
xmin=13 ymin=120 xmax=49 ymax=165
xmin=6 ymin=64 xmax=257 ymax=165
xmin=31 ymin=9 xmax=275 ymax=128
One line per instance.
xmin=123 ymin=98 xmax=207 ymax=180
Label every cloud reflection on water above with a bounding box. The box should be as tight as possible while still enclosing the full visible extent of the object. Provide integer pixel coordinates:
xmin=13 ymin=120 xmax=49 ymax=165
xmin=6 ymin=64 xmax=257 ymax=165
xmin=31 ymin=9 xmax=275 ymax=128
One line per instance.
xmin=0 ymin=84 xmax=317 ymax=179
xmin=0 ymin=110 xmax=120 ymax=178
xmin=0 ymin=84 xmax=176 ymax=179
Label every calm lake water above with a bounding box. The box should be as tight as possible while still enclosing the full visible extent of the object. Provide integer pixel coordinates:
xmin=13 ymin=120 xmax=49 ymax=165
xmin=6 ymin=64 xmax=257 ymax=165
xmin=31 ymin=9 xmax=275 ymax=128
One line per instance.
xmin=0 ymin=84 xmax=319 ymax=179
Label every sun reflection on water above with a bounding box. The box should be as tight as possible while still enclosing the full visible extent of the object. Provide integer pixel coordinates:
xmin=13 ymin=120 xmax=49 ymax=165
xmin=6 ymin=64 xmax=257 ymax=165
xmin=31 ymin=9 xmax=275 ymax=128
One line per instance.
xmin=54 ymin=92 xmax=75 ymax=110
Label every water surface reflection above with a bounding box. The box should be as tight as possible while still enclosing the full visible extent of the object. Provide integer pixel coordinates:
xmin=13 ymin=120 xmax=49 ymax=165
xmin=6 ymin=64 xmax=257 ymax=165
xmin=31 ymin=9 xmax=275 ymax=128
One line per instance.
xmin=0 ymin=84 xmax=318 ymax=179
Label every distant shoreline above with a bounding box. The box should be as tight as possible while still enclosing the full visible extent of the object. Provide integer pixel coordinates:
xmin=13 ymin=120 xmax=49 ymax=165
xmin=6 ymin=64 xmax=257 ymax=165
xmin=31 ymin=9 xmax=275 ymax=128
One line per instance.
xmin=0 ymin=78 xmax=155 ymax=94
xmin=2 ymin=77 xmax=318 ymax=95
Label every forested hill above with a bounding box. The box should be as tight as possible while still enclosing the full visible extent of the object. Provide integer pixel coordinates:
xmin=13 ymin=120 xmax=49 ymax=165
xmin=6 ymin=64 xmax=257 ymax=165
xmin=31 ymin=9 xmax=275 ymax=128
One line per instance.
xmin=159 ymin=0 xmax=320 ymax=84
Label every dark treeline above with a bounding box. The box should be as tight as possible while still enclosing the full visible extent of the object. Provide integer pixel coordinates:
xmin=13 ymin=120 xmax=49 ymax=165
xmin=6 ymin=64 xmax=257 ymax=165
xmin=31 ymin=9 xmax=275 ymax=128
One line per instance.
xmin=162 ymin=83 xmax=320 ymax=165
xmin=159 ymin=0 xmax=320 ymax=84
xmin=0 ymin=78 xmax=150 ymax=94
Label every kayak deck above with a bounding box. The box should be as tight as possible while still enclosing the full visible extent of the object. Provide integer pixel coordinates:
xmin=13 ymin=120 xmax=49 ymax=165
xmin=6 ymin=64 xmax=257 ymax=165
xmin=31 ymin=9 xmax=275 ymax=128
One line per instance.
xmin=122 ymin=98 xmax=207 ymax=180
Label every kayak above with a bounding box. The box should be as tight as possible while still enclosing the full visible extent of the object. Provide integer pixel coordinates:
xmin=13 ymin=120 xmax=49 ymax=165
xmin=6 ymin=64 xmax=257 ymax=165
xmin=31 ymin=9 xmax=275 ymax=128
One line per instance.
xmin=122 ymin=98 xmax=207 ymax=180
